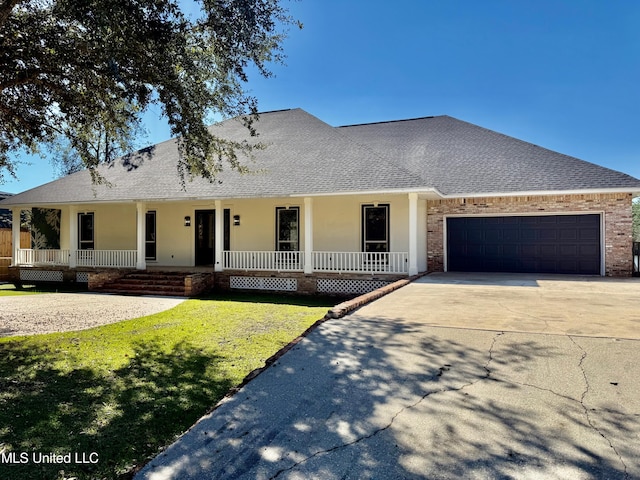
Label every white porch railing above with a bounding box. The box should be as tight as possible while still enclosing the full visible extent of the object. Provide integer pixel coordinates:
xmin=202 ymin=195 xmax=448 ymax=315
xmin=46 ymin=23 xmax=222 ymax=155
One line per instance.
xmin=15 ymin=249 xmax=408 ymax=274
xmin=16 ymin=249 xmax=70 ymax=266
xmin=223 ymin=251 xmax=304 ymax=271
xmin=223 ymin=250 xmax=409 ymax=274
xmin=312 ymin=251 xmax=409 ymax=274
xmin=15 ymin=249 xmax=137 ymax=268
xmin=76 ymin=250 xmax=137 ymax=268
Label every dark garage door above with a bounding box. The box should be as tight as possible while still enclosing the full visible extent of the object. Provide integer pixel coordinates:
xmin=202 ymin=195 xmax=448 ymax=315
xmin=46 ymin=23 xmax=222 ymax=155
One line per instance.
xmin=447 ymin=214 xmax=601 ymax=275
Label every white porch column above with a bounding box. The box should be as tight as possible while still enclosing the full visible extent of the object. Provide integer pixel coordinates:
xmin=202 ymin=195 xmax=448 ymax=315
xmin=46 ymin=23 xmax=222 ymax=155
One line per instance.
xmin=136 ymin=202 xmax=146 ymax=270
xmin=11 ymin=208 xmax=21 ymax=266
xmin=304 ymin=197 xmax=313 ymax=274
xmin=68 ymin=205 xmax=78 ymax=268
xmin=408 ymin=193 xmax=419 ymax=276
xmin=214 ymin=200 xmax=223 ymax=272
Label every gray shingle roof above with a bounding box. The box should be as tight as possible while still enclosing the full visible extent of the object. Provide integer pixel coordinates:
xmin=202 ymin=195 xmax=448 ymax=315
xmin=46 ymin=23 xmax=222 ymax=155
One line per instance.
xmin=340 ymin=115 xmax=640 ymax=195
xmin=1 ymin=109 xmax=639 ymax=207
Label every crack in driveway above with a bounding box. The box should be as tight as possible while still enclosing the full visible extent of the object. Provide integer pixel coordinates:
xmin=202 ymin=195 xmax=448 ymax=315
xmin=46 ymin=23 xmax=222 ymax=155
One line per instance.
xmin=268 ymin=331 xmax=505 ymax=480
xmin=497 ymin=300 xmax=551 ymax=334
xmin=567 ymin=335 xmax=629 ymax=479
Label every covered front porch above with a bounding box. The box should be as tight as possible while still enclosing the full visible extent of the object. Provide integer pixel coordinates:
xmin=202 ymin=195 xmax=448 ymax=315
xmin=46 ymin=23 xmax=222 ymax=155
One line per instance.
xmin=9 ymin=192 xmax=428 ymax=293
xmin=14 ymin=249 xmax=410 ymax=274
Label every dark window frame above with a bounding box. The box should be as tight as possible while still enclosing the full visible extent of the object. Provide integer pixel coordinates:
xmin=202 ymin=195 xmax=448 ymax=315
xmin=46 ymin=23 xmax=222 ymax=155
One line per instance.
xmin=361 ymin=204 xmax=390 ymax=253
xmin=145 ymin=211 xmax=157 ymax=260
xmin=78 ymin=212 xmax=95 ymax=250
xmin=224 ymin=208 xmax=231 ymax=251
xmin=275 ymin=206 xmax=300 ymax=252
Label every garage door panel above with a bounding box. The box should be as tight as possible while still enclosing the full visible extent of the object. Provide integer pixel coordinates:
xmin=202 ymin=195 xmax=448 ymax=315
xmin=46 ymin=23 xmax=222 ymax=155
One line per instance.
xmin=559 ymin=245 xmax=578 ymax=256
xmin=484 ymin=230 xmax=503 ymax=242
xmin=484 ymin=245 xmax=503 ymax=256
xmin=503 ymin=230 xmax=521 ymax=241
xmin=579 ymin=228 xmax=600 ymax=240
xmin=539 ymin=230 xmax=558 ymax=241
xmin=559 ymin=229 xmax=578 ymax=241
xmin=580 ymin=244 xmax=599 ymax=254
xmin=579 ymin=259 xmax=600 ymax=274
xmin=447 ymin=214 xmax=601 ymax=275
xmin=539 ymin=245 xmax=558 ymax=256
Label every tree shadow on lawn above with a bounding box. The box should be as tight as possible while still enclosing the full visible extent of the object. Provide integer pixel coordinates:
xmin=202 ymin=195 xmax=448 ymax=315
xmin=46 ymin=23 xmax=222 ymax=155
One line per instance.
xmin=137 ymin=316 xmax=638 ymax=480
xmin=195 ymin=290 xmax=339 ymax=308
xmin=0 ymin=338 xmax=234 ymax=480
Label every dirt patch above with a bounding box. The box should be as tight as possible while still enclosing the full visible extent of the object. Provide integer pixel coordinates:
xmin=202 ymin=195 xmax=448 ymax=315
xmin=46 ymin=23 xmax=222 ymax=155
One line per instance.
xmin=0 ymin=293 xmax=185 ymax=337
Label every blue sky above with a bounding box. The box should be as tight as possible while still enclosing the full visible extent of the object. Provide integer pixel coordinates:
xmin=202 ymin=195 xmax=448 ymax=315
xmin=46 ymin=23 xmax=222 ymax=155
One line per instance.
xmin=2 ymin=0 xmax=639 ymax=193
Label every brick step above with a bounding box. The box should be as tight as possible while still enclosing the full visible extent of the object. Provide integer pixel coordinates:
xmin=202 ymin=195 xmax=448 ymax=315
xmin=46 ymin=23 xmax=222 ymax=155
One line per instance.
xmin=96 ymin=271 xmax=190 ymax=296
xmin=100 ymin=272 xmax=187 ymax=297
xmin=108 ymin=278 xmax=185 ymax=286
xmin=99 ymin=288 xmax=187 ymax=297
xmin=102 ymin=282 xmax=185 ymax=292
xmin=124 ymin=273 xmax=188 ymax=281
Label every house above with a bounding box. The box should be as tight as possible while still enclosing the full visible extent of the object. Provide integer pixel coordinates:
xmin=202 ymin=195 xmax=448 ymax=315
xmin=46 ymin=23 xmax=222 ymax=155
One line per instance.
xmin=1 ymin=191 xmax=14 ymax=281
xmin=0 ymin=191 xmax=31 ymax=281
xmin=1 ymin=108 xmax=639 ymax=295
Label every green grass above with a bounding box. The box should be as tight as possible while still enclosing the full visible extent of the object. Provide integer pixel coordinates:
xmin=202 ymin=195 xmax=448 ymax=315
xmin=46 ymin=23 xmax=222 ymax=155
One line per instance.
xmin=0 ymin=284 xmax=42 ymax=296
xmin=0 ymin=292 xmax=334 ymax=480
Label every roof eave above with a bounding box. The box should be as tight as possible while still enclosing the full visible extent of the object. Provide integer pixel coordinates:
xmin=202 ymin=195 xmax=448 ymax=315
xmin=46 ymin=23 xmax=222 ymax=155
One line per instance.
xmin=440 ymin=187 xmax=640 ymax=199
xmin=289 ymin=187 xmax=445 ymax=198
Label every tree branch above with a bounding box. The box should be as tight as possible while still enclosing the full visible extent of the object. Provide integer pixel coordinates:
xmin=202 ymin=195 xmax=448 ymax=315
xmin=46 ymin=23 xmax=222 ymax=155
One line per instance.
xmin=0 ymin=0 xmax=21 ymax=28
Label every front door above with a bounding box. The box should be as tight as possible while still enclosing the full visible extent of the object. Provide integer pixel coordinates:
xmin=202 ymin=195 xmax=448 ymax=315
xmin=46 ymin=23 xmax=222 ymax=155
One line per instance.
xmin=195 ymin=210 xmax=215 ymax=266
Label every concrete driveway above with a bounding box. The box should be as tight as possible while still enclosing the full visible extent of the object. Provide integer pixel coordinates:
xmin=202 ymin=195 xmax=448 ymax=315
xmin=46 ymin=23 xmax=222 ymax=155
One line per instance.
xmin=136 ymin=273 xmax=640 ymax=480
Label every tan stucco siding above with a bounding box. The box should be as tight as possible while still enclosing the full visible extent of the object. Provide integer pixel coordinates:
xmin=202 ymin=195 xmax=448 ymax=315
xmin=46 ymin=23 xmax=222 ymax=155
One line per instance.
xmin=94 ymin=204 xmax=136 ymax=250
xmin=312 ymin=194 xmax=411 ymax=253
xmin=58 ymin=204 xmax=136 ymax=251
xmin=229 ymin=198 xmax=299 ymax=251
xmin=147 ymin=202 xmax=199 ymax=266
xmin=50 ymin=194 xmax=419 ymax=267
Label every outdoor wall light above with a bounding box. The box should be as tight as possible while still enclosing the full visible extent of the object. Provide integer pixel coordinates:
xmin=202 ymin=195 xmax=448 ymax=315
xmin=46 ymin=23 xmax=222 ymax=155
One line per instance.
xmin=184 ymin=216 xmax=191 ymax=227
xmin=233 ymin=215 xmax=241 ymax=226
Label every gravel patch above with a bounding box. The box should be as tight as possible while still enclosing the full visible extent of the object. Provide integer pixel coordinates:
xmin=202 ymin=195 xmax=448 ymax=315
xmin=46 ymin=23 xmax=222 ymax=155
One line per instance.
xmin=0 ymin=293 xmax=186 ymax=337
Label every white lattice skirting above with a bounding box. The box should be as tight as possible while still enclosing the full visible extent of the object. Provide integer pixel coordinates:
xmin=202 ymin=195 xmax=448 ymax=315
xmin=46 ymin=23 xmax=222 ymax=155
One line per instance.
xmin=230 ymin=276 xmax=298 ymax=292
xmin=19 ymin=270 xmax=64 ymax=282
xmin=76 ymin=272 xmax=89 ymax=283
xmin=317 ymin=278 xmax=390 ymax=295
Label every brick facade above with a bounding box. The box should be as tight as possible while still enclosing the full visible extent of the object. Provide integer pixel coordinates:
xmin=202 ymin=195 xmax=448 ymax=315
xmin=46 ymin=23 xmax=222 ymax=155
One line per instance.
xmin=426 ymin=193 xmax=634 ymax=276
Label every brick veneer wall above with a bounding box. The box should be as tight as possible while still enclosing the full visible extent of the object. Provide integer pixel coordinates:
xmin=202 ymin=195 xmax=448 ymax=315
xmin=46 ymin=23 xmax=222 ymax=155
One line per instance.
xmin=426 ymin=193 xmax=634 ymax=276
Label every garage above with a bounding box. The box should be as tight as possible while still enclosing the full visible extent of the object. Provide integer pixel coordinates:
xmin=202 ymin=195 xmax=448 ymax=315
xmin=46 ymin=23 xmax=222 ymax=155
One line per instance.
xmin=446 ymin=214 xmax=601 ymax=275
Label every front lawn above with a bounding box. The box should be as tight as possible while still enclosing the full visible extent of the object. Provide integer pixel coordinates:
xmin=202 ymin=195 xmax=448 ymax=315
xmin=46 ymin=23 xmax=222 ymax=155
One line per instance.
xmin=0 ymin=284 xmax=42 ymax=296
xmin=0 ymin=292 xmax=333 ymax=480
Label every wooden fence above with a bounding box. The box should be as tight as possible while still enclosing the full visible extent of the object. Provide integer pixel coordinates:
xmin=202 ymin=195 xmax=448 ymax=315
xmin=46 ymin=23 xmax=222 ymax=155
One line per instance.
xmin=0 ymin=229 xmax=31 ymax=281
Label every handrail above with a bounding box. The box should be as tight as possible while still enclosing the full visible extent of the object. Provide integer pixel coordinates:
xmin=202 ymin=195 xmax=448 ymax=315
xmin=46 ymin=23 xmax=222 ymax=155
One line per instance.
xmin=223 ymin=251 xmax=304 ymax=271
xmin=312 ymin=251 xmax=408 ymax=274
